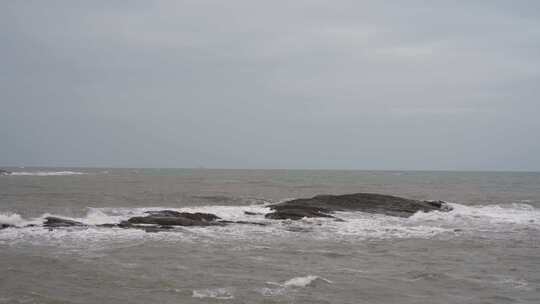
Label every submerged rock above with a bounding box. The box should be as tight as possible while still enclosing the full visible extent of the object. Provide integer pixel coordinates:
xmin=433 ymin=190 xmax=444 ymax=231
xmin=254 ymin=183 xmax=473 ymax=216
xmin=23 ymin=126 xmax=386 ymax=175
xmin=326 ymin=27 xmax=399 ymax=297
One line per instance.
xmin=266 ymin=193 xmax=452 ymax=219
xmin=43 ymin=217 xmax=86 ymax=228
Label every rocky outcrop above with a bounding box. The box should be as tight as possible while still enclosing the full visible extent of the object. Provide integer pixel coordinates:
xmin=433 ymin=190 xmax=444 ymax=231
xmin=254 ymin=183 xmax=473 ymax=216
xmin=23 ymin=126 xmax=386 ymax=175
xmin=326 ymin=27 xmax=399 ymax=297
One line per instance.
xmin=1 ymin=224 xmax=14 ymax=229
xmin=43 ymin=217 xmax=86 ymax=228
xmin=265 ymin=193 xmax=452 ymax=219
xmin=265 ymin=207 xmax=335 ymax=220
xmin=124 ymin=211 xmax=222 ymax=227
xmin=4 ymin=193 xmax=454 ymax=233
xmin=17 ymin=210 xmax=266 ymax=232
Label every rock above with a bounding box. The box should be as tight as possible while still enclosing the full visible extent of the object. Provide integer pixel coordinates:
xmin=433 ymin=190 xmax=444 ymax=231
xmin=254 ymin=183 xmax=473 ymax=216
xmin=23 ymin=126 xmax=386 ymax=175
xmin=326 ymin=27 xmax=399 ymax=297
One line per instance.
xmin=244 ymin=211 xmax=261 ymax=216
xmin=108 ymin=221 xmax=181 ymax=232
xmin=96 ymin=223 xmax=118 ymax=228
xmin=217 ymin=220 xmax=268 ymax=226
xmin=1 ymin=223 xmax=14 ymax=229
xmin=266 ymin=193 xmax=452 ymax=219
xmin=144 ymin=210 xmax=220 ymax=221
xmin=126 ymin=211 xmax=222 ymax=227
xmin=43 ymin=217 xmax=86 ymax=228
xmin=141 ymin=225 xmax=176 ymax=233
xmin=143 ymin=210 xmax=182 ymax=217
xmin=265 ymin=207 xmax=335 ymax=220
xmin=0 ymin=169 xmax=11 ymax=176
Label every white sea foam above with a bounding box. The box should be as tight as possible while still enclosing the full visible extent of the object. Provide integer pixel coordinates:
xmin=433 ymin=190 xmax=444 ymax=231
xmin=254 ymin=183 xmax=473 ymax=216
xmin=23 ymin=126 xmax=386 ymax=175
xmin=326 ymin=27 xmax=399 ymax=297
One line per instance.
xmin=10 ymin=171 xmax=86 ymax=176
xmin=257 ymin=275 xmax=331 ymax=297
xmin=497 ymin=276 xmax=532 ymax=290
xmin=192 ymin=287 xmax=234 ymax=299
xmin=1 ymin=202 xmax=538 ymax=248
xmin=409 ymin=202 xmax=539 ymax=227
xmin=0 ymin=213 xmax=25 ymax=226
xmin=80 ymin=208 xmax=130 ymax=225
xmin=282 ymin=275 xmax=332 ymax=287
xmin=255 ymin=287 xmax=287 ymax=297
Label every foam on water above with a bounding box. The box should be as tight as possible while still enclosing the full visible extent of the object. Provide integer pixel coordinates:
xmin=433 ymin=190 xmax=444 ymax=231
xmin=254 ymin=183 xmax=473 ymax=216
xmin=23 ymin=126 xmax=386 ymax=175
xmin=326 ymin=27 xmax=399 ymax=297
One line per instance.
xmin=0 ymin=213 xmax=25 ymax=226
xmin=409 ymin=202 xmax=539 ymax=228
xmin=192 ymin=287 xmax=234 ymax=299
xmin=1 ymin=202 xmax=539 ymax=249
xmin=256 ymin=275 xmax=331 ymax=297
xmin=282 ymin=275 xmax=332 ymax=287
xmin=9 ymin=171 xmax=86 ymax=176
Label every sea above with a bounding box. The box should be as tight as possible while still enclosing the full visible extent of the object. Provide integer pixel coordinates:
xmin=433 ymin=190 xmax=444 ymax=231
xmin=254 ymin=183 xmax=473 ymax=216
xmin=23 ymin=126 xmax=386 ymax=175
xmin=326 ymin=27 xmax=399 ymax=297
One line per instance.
xmin=0 ymin=168 xmax=539 ymax=303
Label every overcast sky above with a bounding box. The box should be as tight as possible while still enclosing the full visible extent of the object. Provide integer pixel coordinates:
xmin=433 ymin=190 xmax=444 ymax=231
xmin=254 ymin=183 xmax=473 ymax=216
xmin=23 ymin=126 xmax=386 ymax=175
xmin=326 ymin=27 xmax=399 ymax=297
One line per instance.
xmin=1 ymin=1 xmax=539 ymax=170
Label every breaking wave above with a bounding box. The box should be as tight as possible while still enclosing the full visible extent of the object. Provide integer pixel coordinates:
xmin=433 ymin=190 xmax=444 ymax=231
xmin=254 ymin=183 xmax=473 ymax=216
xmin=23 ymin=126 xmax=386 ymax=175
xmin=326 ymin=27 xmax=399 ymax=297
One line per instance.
xmin=1 ymin=202 xmax=538 ymax=248
xmin=192 ymin=287 xmax=234 ymax=300
xmin=0 ymin=213 xmax=25 ymax=226
xmin=256 ymin=275 xmax=332 ymax=297
xmin=281 ymin=275 xmax=332 ymax=287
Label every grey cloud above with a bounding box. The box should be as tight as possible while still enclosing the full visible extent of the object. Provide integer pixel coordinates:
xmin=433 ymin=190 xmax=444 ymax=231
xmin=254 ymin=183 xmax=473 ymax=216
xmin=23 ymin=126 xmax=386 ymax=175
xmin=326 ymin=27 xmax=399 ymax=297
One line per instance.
xmin=1 ymin=1 xmax=539 ymax=170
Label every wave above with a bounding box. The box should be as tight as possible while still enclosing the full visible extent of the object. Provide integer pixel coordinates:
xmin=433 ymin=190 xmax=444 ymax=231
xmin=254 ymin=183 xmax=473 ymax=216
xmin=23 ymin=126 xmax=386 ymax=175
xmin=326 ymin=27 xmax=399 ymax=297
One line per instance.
xmin=409 ymin=202 xmax=539 ymax=227
xmin=10 ymin=171 xmax=86 ymax=176
xmin=0 ymin=213 xmax=25 ymax=226
xmin=281 ymin=275 xmax=332 ymax=287
xmin=192 ymin=287 xmax=234 ymax=299
xmin=1 ymin=202 xmax=538 ymax=247
xmin=257 ymin=275 xmax=331 ymax=297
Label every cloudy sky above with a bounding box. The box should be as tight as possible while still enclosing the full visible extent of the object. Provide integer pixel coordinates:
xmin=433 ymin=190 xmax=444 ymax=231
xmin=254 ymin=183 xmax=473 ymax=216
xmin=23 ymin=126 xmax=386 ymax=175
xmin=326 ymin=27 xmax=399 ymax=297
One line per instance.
xmin=1 ymin=1 xmax=539 ymax=170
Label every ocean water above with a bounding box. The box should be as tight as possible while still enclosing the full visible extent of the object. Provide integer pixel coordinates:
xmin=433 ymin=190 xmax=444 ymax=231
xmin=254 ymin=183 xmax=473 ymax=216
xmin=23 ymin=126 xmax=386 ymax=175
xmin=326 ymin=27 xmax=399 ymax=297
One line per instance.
xmin=0 ymin=168 xmax=539 ymax=303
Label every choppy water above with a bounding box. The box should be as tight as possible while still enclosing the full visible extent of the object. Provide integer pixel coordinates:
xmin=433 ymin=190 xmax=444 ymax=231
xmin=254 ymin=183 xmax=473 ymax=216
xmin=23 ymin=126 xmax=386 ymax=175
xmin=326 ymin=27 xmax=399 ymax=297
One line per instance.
xmin=1 ymin=168 xmax=539 ymax=303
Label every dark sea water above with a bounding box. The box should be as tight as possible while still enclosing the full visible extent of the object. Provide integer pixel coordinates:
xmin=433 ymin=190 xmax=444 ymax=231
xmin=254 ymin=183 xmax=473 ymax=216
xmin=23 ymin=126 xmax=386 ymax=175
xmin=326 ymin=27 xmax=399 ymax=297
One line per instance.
xmin=1 ymin=168 xmax=539 ymax=303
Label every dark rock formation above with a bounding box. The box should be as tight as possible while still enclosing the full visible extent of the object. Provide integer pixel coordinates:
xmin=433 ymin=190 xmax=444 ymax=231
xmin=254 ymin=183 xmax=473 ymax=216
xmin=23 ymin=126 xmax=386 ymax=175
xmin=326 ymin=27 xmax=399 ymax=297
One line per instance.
xmin=143 ymin=210 xmax=183 ymax=217
xmin=43 ymin=217 xmax=86 ymax=228
xmin=125 ymin=211 xmax=222 ymax=227
xmin=265 ymin=193 xmax=452 ymax=219
xmin=0 ymin=169 xmax=11 ymax=176
xmin=96 ymin=223 xmax=118 ymax=228
xmin=265 ymin=207 xmax=335 ymax=220
xmin=244 ymin=211 xmax=266 ymax=216
xmin=7 ymin=193 xmax=453 ymax=233
xmin=31 ymin=210 xmax=267 ymax=232
xmin=218 ymin=220 xmax=268 ymax=226
xmin=1 ymin=223 xmax=14 ymax=229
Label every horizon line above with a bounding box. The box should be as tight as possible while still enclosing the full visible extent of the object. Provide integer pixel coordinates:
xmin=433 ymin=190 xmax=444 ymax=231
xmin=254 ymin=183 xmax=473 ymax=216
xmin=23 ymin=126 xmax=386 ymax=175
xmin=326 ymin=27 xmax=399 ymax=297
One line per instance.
xmin=1 ymin=165 xmax=539 ymax=173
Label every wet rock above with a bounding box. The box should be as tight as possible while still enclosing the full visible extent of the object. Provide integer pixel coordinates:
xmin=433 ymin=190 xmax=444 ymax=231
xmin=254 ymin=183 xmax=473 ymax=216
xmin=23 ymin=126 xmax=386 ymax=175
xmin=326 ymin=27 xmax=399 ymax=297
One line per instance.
xmin=126 ymin=211 xmax=222 ymax=227
xmin=96 ymin=223 xmax=118 ymax=228
xmin=43 ymin=217 xmax=86 ymax=228
xmin=266 ymin=193 xmax=452 ymax=219
xmin=265 ymin=207 xmax=335 ymax=220
xmin=141 ymin=226 xmax=176 ymax=233
xmin=143 ymin=210 xmax=182 ymax=217
xmin=109 ymin=221 xmax=181 ymax=232
xmin=1 ymin=223 xmax=14 ymax=229
xmin=244 ymin=211 xmax=261 ymax=216
xmin=144 ymin=210 xmax=220 ymax=221
xmin=218 ymin=220 xmax=268 ymax=226
xmin=0 ymin=169 xmax=11 ymax=176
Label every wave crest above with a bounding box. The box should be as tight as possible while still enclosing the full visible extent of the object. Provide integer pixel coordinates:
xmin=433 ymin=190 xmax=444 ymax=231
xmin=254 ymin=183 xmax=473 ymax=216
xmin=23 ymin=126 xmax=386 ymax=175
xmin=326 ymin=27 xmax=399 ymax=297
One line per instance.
xmin=282 ymin=275 xmax=332 ymax=287
xmin=1 ymin=202 xmax=538 ymax=247
xmin=192 ymin=287 xmax=234 ymax=299
xmin=10 ymin=171 xmax=86 ymax=176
